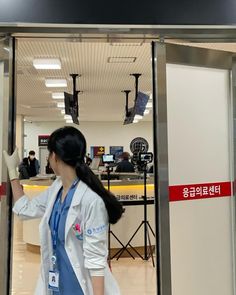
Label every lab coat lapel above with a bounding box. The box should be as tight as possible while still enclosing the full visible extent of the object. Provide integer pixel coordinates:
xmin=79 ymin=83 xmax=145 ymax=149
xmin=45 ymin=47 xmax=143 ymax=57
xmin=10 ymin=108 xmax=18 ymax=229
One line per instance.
xmin=45 ymin=178 xmax=63 ymax=223
xmin=65 ymin=180 xmax=87 ymax=239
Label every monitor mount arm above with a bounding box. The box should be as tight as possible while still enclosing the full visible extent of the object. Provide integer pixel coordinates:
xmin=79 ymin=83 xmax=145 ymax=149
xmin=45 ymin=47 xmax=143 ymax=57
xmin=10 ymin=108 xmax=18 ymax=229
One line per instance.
xmin=130 ymin=73 xmax=142 ymax=102
xmin=122 ymin=90 xmax=131 ymax=117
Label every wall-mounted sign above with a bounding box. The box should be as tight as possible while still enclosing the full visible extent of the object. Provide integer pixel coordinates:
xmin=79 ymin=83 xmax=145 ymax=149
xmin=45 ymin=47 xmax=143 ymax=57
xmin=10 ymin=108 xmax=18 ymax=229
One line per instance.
xmin=90 ymin=146 xmax=105 ymax=158
xmin=38 ymin=135 xmax=50 ymax=147
xmin=130 ymin=137 xmax=149 ymax=153
xmin=169 ymin=181 xmax=232 ymax=202
xmin=109 ymin=146 xmax=123 ymax=161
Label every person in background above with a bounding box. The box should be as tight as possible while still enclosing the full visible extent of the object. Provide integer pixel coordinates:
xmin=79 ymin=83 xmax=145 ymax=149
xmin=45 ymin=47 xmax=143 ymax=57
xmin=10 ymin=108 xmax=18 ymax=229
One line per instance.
xmin=45 ymin=157 xmax=54 ymax=174
xmin=85 ymin=153 xmax=92 ymax=166
xmin=148 ymin=164 xmax=154 ymax=173
xmin=115 ymin=152 xmax=135 ymax=173
xmin=3 ymin=126 xmax=123 ymax=295
xmin=28 ymin=150 xmax=40 ymax=177
xmin=18 ymin=157 xmax=30 ymax=179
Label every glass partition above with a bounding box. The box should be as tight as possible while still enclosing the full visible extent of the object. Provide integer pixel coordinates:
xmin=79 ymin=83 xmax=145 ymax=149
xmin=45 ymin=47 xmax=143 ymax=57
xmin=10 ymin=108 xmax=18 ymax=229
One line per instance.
xmin=0 ymin=36 xmax=14 ymax=295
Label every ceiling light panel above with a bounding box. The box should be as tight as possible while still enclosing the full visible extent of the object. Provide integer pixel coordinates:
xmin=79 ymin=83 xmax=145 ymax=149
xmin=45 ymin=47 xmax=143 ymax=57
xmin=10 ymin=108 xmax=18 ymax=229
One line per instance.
xmin=52 ymin=92 xmax=64 ymax=99
xmin=144 ymin=109 xmax=150 ymax=115
xmin=57 ymin=102 xmax=65 ymax=108
xmin=107 ymin=57 xmax=136 ymax=63
xmin=45 ymin=79 xmax=67 ymax=88
xmin=146 ymin=101 xmax=153 ymax=108
xmin=134 ymin=114 xmax=143 ymax=120
xmin=33 ymin=58 xmax=61 ymax=69
xmin=110 ymin=42 xmax=143 ymax=46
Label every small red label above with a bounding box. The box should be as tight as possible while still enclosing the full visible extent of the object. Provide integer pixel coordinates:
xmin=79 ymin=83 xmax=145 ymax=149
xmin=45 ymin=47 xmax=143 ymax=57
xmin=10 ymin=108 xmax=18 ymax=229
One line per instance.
xmin=169 ymin=181 xmax=232 ymax=202
xmin=0 ymin=182 xmax=7 ymax=198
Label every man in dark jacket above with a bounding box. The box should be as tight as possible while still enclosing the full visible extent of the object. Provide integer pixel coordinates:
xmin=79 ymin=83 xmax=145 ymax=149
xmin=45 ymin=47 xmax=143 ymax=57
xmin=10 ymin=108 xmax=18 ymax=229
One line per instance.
xmin=115 ymin=152 xmax=135 ymax=173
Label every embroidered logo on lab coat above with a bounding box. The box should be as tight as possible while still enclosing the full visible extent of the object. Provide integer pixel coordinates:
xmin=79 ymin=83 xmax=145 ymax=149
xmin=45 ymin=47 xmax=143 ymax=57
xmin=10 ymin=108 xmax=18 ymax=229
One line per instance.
xmin=86 ymin=224 xmax=107 ymax=236
xmin=72 ymin=223 xmax=83 ymax=240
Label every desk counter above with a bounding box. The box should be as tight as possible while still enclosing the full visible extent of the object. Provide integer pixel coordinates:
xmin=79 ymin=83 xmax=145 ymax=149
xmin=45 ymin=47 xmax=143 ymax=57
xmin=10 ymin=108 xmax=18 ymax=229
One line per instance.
xmin=20 ymin=178 xmax=155 ymax=254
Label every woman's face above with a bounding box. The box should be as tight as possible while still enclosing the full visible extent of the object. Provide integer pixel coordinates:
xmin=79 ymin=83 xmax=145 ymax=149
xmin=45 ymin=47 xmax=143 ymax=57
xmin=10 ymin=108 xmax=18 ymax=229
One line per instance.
xmin=48 ymin=152 xmax=59 ymax=175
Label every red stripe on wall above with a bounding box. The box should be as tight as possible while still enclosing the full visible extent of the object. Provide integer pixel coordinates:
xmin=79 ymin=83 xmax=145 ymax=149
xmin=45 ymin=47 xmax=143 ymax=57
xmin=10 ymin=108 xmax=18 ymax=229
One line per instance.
xmin=169 ymin=181 xmax=232 ymax=202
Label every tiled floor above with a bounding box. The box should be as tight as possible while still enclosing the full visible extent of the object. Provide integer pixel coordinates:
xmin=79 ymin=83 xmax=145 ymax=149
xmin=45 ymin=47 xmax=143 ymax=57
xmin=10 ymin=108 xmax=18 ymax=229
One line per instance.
xmin=11 ymin=218 xmax=157 ymax=295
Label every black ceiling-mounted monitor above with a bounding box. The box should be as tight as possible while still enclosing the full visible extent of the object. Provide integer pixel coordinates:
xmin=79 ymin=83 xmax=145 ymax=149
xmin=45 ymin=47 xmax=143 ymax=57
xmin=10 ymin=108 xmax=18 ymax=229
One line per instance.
xmin=64 ymin=91 xmax=79 ymax=125
xmin=134 ymin=92 xmax=149 ymax=116
xmin=123 ymin=107 xmax=135 ymax=125
xmin=123 ymin=92 xmax=149 ymax=124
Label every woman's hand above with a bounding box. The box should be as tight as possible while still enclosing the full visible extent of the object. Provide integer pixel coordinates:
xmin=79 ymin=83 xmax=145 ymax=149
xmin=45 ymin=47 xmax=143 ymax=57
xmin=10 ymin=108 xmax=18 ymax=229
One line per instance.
xmin=3 ymin=148 xmax=24 ymax=202
xmin=3 ymin=148 xmax=20 ymax=180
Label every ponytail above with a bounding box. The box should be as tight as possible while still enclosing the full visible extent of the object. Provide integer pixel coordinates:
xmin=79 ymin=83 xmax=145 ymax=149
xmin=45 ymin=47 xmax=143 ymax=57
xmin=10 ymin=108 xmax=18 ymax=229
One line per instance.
xmin=76 ymin=162 xmax=123 ymax=224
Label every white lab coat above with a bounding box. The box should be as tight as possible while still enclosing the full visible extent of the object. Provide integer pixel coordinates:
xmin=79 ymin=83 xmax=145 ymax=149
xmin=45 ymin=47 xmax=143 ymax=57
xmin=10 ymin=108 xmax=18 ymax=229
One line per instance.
xmin=13 ymin=177 xmax=121 ymax=295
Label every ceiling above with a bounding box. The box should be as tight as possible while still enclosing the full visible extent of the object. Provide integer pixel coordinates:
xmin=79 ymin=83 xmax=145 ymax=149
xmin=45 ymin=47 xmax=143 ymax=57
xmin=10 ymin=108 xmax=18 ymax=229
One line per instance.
xmin=16 ymin=39 xmax=152 ymax=122
xmin=16 ymin=38 xmax=236 ymax=123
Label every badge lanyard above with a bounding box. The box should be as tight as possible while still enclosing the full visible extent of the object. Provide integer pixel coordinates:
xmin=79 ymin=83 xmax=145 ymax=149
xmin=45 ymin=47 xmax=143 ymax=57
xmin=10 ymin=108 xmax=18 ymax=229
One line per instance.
xmin=51 ymin=178 xmax=79 ymax=270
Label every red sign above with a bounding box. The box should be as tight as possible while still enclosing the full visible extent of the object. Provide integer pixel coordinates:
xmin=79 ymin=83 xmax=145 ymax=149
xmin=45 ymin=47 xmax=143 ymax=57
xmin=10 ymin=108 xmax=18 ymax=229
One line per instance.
xmin=0 ymin=182 xmax=6 ymax=198
xmin=91 ymin=146 xmax=105 ymax=157
xmin=169 ymin=181 xmax=232 ymax=202
xmin=38 ymin=135 xmax=50 ymax=146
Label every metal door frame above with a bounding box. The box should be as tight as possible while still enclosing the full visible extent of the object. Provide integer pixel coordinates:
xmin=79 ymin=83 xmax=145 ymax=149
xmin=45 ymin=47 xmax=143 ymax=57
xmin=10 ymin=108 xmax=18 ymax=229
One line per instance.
xmin=0 ymin=25 xmax=236 ymax=295
xmin=0 ymin=36 xmax=16 ymax=295
xmin=152 ymin=41 xmax=236 ymax=295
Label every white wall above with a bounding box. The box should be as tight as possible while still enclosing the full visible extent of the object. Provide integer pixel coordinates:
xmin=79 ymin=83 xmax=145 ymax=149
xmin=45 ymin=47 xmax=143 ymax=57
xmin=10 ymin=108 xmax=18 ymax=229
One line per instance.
xmin=167 ymin=64 xmax=234 ymax=295
xmin=24 ymin=121 xmax=153 ymax=159
xmin=16 ymin=115 xmax=24 ymax=159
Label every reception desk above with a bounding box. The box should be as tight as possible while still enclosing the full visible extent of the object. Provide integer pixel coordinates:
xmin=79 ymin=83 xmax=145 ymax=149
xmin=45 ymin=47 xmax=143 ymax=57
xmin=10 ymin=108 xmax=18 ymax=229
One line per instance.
xmin=20 ymin=176 xmax=155 ymax=256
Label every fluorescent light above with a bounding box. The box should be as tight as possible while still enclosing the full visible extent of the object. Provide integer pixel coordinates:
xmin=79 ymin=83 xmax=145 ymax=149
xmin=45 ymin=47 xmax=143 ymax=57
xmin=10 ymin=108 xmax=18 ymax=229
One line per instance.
xmin=52 ymin=92 xmax=64 ymax=99
xmin=146 ymin=101 xmax=153 ymax=108
xmin=66 ymin=119 xmax=73 ymax=123
xmin=33 ymin=58 xmax=61 ymax=69
xmin=45 ymin=79 xmax=67 ymax=88
xmin=108 ymin=57 xmax=136 ymax=63
xmin=64 ymin=115 xmax=71 ymax=120
xmin=134 ymin=114 xmax=143 ymax=120
xmin=57 ymin=102 xmax=65 ymax=108
xmin=61 ymin=109 xmax=65 ymax=114
xmin=144 ymin=109 xmax=150 ymax=115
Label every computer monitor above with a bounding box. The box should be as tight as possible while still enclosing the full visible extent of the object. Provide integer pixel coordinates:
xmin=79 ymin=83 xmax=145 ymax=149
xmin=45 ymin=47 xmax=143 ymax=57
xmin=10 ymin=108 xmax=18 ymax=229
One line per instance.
xmin=102 ymin=154 xmax=115 ymax=164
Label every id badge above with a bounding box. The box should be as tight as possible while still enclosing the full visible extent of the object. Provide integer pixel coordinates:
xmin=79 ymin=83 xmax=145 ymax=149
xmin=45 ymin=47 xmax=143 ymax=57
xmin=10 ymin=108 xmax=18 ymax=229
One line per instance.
xmin=48 ymin=270 xmax=60 ymax=292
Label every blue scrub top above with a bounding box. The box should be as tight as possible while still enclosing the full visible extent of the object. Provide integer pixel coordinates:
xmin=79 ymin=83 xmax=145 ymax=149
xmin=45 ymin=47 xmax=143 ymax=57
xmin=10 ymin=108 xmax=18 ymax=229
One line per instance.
xmin=49 ymin=181 xmax=84 ymax=295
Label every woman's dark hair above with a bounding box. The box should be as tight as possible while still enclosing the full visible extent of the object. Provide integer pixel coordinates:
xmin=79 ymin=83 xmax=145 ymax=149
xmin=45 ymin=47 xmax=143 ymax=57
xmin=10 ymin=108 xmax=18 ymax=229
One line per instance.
xmin=47 ymin=126 xmax=123 ymax=224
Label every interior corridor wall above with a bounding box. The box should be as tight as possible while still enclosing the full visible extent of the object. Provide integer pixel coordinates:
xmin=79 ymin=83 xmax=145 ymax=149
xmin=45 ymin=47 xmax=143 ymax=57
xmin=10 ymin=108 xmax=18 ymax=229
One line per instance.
xmin=24 ymin=121 xmax=153 ymax=159
xmin=166 ymin=64 xmax=234 ymax=295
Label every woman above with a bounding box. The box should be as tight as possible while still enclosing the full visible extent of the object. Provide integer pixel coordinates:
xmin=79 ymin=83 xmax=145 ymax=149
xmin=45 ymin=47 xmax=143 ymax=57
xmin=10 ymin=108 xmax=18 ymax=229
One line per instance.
xmin=3 ymin=126 xmax=123 ymax=295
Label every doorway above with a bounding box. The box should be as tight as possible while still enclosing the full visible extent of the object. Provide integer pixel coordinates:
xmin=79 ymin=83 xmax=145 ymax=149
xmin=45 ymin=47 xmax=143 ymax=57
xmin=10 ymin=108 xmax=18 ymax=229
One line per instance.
xmin=11 ymin=38 xmax=157 ymax=295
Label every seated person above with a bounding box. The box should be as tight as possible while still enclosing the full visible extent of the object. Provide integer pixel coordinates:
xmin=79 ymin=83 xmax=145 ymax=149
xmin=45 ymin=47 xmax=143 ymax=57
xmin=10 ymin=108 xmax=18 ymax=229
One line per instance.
xmin=148 ymin=164 xmax=154 ymax=173
xmin=115 ymin=152 xmax=135 ymax=173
